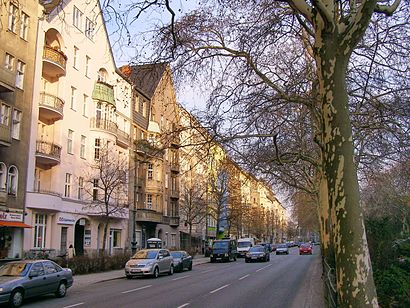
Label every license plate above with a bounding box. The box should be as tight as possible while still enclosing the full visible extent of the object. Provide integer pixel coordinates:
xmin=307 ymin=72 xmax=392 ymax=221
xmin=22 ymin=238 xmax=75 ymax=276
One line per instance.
xmin=131 ymin=269 xmax=141 ymax=272
xmin=251 ymin=256 xmax=257 ymax=259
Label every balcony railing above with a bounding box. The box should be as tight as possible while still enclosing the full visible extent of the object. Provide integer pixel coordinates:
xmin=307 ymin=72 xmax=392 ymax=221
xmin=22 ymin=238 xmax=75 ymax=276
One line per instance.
xmin=135 ymin=208 xmax=163 ymax=223
xmin=90 ymin=118 xmax=118 ymax=136
xmin=92 ymin=81 xmax=115 ymax=106
xmin=163 ymin=216 xmax=179 ymax=227
xmin=39 ymin=92 xmax=64 ymax=122
xmin=35 ymin=140 xmax=62 ymax=167
xmin=0 ymin=124 xmax=11 ymax=146
xmin=42 ymin=46 xmax=67 ymax=77
xmin=0 ymin=66 xmax=15 ymax=92
xmin=32 ymin=187 xmax=62 ymax=197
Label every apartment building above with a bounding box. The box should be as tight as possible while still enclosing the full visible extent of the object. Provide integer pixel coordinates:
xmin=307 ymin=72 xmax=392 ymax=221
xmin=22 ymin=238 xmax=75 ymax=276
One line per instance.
xmin=123 ymin=63 xmax=181 ymax=250
xmin=0 ymin=0 xmax=41 ymax=260
xmin=23 ymin=0 xmax=132 ymax=257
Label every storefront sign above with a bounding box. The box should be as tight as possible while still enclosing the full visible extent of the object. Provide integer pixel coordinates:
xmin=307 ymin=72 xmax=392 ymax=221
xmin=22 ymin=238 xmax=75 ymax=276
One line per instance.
xmin=57 ymin=214 xmax=76 ymax=225
xmin=0 ymin=211 xmax=23 ymax=222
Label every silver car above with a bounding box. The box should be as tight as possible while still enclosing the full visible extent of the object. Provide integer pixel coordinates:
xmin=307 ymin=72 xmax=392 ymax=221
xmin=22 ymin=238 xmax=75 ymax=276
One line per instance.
xmin=125 ymin=249 xmax=174 ymax=278
xmin=0 ymin=260 xmax=73 ymax=307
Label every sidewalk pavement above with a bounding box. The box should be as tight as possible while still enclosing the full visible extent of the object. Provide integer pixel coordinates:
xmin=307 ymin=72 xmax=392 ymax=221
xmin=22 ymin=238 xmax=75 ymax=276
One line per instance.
xmin=72 ymin=254 xmax=210 ymax=289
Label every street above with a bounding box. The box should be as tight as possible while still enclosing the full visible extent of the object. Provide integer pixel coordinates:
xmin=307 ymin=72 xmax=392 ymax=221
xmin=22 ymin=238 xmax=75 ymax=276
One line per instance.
xmin=19 ymin=247 xmax=323 ymax=308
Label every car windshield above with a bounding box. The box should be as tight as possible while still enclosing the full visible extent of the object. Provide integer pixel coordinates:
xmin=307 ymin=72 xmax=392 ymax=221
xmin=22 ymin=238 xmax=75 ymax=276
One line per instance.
xmin=132 ymin=250 xmax=158 ymax=259
xmin=212 ymin=241 xmax=229 ymax=249
xmin=301 ymin=244 xmax=311 ymax=248
xmin=278 ymin=244 xmax=287 ymax=248
xmin=249 ymin=246 xmax=264 ymax=252
xmin=171 ymin=252 xmax=182 ymax=258
xmin=0 ymin=263 xmax=31 ymax=277
xmin=238 ymin=242 xmax=251 ymax=248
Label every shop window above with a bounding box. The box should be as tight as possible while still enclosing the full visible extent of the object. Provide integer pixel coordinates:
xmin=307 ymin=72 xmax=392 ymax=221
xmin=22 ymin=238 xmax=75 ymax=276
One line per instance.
xmin=110 ymin=229 xmax=121 ymax=248
xmin=34 ymin=214 xmax=47 ymax=248
xmin=7 ymin=166 xmax=17 ymax=195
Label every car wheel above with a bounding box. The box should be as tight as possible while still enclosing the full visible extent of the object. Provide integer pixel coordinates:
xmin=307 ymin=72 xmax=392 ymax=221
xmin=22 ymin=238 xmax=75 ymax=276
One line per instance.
xmin=9 ymin=289 xmax=24 ymax=308
xmin=126 ymin=274 xmax=133 ymax=279
xmin=153 ymin=267 xmax=159 ymax=278
xmin=168 ymin=265 xmax=174 ymax=275
xmin=210 ymin=258 xmax=215 ymax=263
xmin=55 ymin=281 xmax=67 ymax=298
xmin=234 ymin=255 xmax=237 ymax=261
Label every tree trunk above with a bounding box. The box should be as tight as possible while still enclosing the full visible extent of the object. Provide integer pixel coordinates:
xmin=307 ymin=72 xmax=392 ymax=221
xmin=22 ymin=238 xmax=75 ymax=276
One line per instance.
xmin=102 ymin=221 xmax=108 ymax=252
xmin=189 ymin=224 xmax=193 ymax=250
xmin=317 ymin=48 xmax=378 ymax=306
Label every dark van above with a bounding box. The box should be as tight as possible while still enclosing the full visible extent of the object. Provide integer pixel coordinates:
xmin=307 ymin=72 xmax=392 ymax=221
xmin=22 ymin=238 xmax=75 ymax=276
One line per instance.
xmin=210 ymin=239 xmax=237 ymax=262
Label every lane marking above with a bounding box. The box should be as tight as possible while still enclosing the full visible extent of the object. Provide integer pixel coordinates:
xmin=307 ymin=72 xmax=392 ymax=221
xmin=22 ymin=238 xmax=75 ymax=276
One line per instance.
xmin=172 ymin=275 xmax=191 ymax=281
xmin=177 ymin=303 xmax=190 ymax=308
xmin=63 ymin=303 xmax=85 ymax=308
xmin=121 ymin=284 xmax=152 ymax=294
xmin=239 ymin=274 xmax=250 ymax=280
xmin=200 ymin=269 xmax=214 ymax=274
xmin=256 ymin=264 xmax=272 ymax=272
xmin=210 ymin=284 xmax=230 ymax=294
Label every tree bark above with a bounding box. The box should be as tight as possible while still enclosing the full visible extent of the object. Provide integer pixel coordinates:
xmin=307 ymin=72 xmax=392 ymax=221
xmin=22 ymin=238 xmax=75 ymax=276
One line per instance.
xmin=316 ymin=46 xmax=378 ymax=306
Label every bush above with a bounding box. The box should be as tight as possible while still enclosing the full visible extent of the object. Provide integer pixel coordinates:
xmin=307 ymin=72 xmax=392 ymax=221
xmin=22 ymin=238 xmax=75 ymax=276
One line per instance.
xmin=55 ymin=251 xmax=131 ymax=275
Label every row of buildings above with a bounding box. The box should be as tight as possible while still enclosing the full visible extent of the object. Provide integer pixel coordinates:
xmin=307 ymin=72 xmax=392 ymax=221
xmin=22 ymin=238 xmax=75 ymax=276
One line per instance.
xmin=0 ymin=0 xmax=286 ymax=261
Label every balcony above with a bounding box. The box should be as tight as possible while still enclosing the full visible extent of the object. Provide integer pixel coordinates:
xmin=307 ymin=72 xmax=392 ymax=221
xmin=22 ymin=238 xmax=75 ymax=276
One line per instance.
xmin=40 ymin=0 xmax=62 ymax=13
xmin=35 ymin=140 xmax=62 ymax=168
xmin=162 ymin=216 xmax=179 ymax=227
xmin=90 ymin=118 xmax=118 ymax=136
xmin=39 ymin=92 xmax=64 ymax=123
xmin=0 ymin=66 xmax=15 ymax=92
xmin=135 ymin=140 xmax=164 ymax=159
xmin=0 ymin=124 xmax=11 ymax=146
xmin=116 ymin=129 xmax=130 ymax=148
xmin=135 ymin=209 xmax=163 ymax=223
xmin=145 ymin=180 xmax=163 ymax=193
xmin=42 ymin=46 xmax=67 ymax=78
xmin=92 ymin=81 xmax=115 ymax=107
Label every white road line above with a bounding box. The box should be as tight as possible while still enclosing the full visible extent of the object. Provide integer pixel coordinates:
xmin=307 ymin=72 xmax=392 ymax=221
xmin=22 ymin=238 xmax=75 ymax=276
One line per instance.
xmin=256 ymin=264 xmax=272 ymax=272
xmin=176 ymin=303 xmax=190 ymax=308
xmin=200 ymin=269 xmax=214 ymax=274
xmin=63 ymin=303 xmax=85 ymax=308
xmin=121 ymin=284 xmax=152 ymax=294
xmin=239 ymin=274 xmax=250 ymax=280
xmin=210 ymin=284 xmax=230 ymax=294
xmin=172 ymin=275 xmax=191 ymax=281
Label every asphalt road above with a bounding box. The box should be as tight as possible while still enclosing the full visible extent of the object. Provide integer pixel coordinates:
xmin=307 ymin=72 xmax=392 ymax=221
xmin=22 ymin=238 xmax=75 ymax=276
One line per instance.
xmin=18 ymin=247 xmax=322 ymax=308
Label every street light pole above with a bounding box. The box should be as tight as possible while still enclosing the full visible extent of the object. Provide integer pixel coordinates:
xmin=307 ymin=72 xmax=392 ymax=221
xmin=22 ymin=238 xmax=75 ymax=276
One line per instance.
xmin=131 ymin=154 xmax=139 ymax=255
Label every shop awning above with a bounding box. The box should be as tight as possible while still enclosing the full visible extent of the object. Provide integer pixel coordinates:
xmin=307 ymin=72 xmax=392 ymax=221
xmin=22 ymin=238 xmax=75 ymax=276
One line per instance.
xmin=0 ymin=221 xmax=32 ymax=228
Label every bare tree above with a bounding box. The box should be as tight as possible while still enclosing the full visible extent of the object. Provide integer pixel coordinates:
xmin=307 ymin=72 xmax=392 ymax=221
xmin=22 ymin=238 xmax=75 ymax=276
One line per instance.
xmin=83 ymin=144 xmax=129 ymax=253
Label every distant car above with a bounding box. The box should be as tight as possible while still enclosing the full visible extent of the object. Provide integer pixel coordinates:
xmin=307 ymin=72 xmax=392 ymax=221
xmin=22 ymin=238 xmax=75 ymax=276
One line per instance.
xmin=125 ymin=249 xmax=174 ymax=278
xmin=245 ymin=245 xmax=270 ymax=263
xmin=170 ymin=251 xmax=193 ymax=272
xmin=276 ymin=244 xmax=289 ymax=255
xmin=0 ymin=260 xmax=73 ymax=308
xmin=299 ymin=243 xmax=313 ymax=255
xmin=259 ymin=243 xmax=272 ymax=252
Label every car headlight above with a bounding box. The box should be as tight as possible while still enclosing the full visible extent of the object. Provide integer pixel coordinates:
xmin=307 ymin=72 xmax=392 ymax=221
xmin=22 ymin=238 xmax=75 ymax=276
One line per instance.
xmin=224 ymin=253 xmax=228 ymax=257
xmin=210 ymin=254 xmax=213 ymax=257
xmin=0 ymin=288 xmax=3 ymax=292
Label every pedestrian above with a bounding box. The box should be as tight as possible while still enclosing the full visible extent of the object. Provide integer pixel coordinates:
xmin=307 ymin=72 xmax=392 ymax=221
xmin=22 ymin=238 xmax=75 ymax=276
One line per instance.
xmin=68 ymin=244 xmax=75 ymax=259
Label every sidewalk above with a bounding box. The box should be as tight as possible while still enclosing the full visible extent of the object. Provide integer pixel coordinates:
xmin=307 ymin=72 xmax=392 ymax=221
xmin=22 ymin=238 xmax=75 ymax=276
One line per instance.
xmin=72 ymin=254 xmax=210 ymax=289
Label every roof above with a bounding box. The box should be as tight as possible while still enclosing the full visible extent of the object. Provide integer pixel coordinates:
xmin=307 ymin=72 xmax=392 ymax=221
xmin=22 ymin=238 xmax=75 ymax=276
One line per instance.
xmin=124 ymin=63 xmax=168 ymax=98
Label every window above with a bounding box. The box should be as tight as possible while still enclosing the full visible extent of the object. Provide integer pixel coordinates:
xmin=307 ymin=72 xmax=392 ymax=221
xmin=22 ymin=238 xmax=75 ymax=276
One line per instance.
xmin=20 ymin=12 xmax=29 ymax=40
xmin=73 ymin=46 xmax=79 ymax=68
xmin=7 ymin=166 xmax=17 ymax=195
xmin=134 ymin=96 xmax=139 ymax=112
xmin=70 ymin=87 xmax=76 ymax=110
xmin=30 ymin=262 xmax=45 ymax=276
xmin=60 ymin=227 xmax=68 ymax=253
xmin=171 ymin=234 xmax=176 ymax=248
xmin=110 ymin=229 xmax=121 ymax=248
xmin=15 ymin=60 xmax=25 ymax=89
xmin=73 ymin=6 xmax=83 ymax=30
xmin=146 ymin=194 xmax=152 ymax=209
xmin=82 ymin=94 xmax=88 ymax=117
xmin=94 ymin=138 xmax=100 ymax=160
xmin=84 ymin=229 xmax=91 ymax=246
xmin=67 ymin=129 xmax=74 ymax=154
xmin=85 ymin=18 xmax=95 ymax=40
xmin=64 ymin=173 xmax=71 ymax=197
xmin=0 ymin=163 xmax=6 ymax=191
xmin=78 ymin=177 xmax=84 ymax=200
xmin=93 ymin=179 xmax=98 ymax=201
xmin=97 ymin=69 xmax=107 ymax=82
xmin=80 ymin=135 xmax=86 ymax=158
xmin=5 ymin=53 xmax=14 ymax=71
xmin=8 ymin=3 xmax=18 ymax=33
xmin=147 ymin=163 xmax=153 ymax=180
xmin=34 ymin=214 xmax=47 ymax=248
xmin=0 ymin=103 xmax=11 ymax=126
xmin=43 ymin=261 xmax=59 ymax=274
xmin=11 ymin=109 xmax=21 ymax=139
xmin=85 ymin=56 xmax=90 ymax=77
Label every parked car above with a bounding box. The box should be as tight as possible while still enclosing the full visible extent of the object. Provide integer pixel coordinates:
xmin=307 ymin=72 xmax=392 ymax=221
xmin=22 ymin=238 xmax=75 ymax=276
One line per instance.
xmin=299 ymin=243 xmax=313 ymax=255
xmin=0 ymin=260 xmax=73 ymax=308
xmin=210 ymin=239 xmax=237 ymax=262
xmin=276 ymin=244 xmax=289 ymax=255
xmin=170 ymin=251 xmax=193 ymax=272
xmin=125 ymin=249 xmax=174 ymax=279
xmin=260 ymin=242 xmax=272 ymax=252
xmin=245 ymin=245 xmax=270 ymax=263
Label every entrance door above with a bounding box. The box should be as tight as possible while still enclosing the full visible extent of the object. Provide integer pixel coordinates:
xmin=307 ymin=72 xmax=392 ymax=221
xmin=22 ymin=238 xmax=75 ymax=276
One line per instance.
xmin=74 ymin=220 xmax=85 ymax=255
xmin=60 ymin=227 xmax=68 ymax=254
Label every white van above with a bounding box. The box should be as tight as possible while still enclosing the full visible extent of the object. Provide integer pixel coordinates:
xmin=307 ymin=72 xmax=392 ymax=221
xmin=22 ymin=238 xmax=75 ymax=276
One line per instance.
xmin=237 ymin=238 xmax=255 ymax=257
